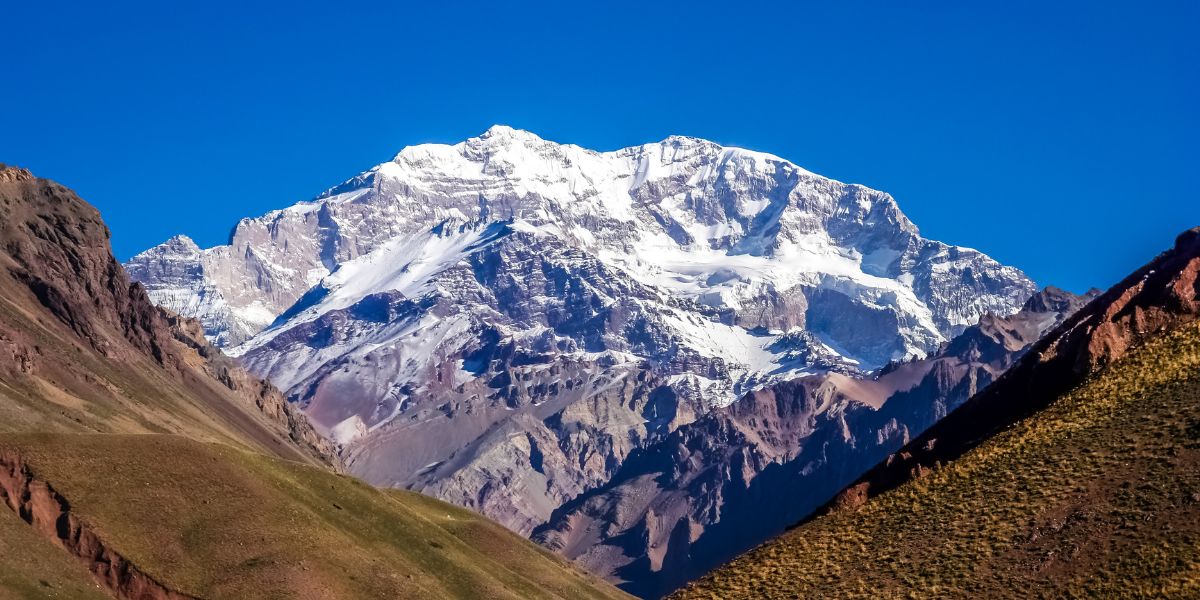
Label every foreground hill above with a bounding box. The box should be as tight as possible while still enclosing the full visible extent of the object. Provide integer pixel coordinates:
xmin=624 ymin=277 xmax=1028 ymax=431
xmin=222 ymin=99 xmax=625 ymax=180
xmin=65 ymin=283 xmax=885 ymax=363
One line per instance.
xmin=0 ymin=434 xmax=628 ymax=600
xmin=673 ymin=228 xmax=1200 ymax=598
xmin=0 ymin=165 xmax=627 ymax=599
xmin=0 ymin=165 xmax=330 ymax=463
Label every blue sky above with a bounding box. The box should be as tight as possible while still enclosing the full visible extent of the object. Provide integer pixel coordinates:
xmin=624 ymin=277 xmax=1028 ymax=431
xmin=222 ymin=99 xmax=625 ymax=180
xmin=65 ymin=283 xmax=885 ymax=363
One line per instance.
xmin=2 ymin=1 xmax=1196 ymax=292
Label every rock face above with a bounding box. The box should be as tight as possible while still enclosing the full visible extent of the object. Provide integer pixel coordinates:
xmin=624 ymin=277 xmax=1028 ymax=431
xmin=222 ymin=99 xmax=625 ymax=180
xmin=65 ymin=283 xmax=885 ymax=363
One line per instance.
xmin=0 ymin=164 xmax=334 ymax=466
xmin=126 ymin=127 xmax=1034 ymax=536
xmin=531 ymin=286 xmax=1095 ymax=597
xmin=124 ymin=234 xmax=271 ymax=349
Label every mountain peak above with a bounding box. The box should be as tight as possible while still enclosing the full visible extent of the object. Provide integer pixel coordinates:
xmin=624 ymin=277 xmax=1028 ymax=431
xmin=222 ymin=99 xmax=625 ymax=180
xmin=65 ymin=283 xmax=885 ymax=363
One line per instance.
xmin=133 ymin=126 xmax=1035 ymax=365
xmin=128 ymin=234 xmax=200 ymax=262
xmin=475 ymin=124 xmax=545 ymax=144
xmin=1021 ymin=285 xmax=1097 ymax=314
xmin=1176 ymin=226 xmax=1200 ymax=252
xmin=164 ymin=234 xmax=200 ymax=250
xmin=659 ymin=133 xmax=721 ymax=148
xmin=482 ymin=123 xmax=521 ymax=136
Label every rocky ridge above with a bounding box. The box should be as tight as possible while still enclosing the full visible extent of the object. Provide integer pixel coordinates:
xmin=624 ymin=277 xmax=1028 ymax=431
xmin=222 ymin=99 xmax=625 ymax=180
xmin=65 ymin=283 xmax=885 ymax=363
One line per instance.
xmin=0 ymin=164 xmax=334 ymax=465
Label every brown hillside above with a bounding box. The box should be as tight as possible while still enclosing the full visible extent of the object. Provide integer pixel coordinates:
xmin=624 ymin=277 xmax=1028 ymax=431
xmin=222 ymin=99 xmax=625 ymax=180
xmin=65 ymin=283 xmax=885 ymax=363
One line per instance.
xmin=0 ymin=164 xmax=332 ymax=464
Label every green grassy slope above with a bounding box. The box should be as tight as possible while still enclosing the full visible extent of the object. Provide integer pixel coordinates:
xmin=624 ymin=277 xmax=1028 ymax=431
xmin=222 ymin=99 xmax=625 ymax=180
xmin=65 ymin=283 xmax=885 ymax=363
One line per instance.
xmin=0 ymin=434 xmax=629 ymax=600
xmin=0 ymin=286 xmax=331 ymax=466
xmin=0 ymin=508 xmax=110 ymax=600
xmin=674 ymin=320 xmax=1200 ymax=599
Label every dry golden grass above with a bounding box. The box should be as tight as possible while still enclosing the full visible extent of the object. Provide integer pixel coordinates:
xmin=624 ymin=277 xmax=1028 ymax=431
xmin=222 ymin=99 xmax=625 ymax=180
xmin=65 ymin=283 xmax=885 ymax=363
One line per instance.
xmin=674 ymin=321 xmax=1200 ymax=599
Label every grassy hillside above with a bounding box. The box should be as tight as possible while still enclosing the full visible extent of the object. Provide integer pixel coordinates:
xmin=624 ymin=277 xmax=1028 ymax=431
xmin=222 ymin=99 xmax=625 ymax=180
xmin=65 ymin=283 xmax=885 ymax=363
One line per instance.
xmin=0 ymin=508 xmax=110 ymax=600
xmin=0 ymin=293 xmax=311 ymax=461
xmin=0 ymin=434 xmax=628 ymax=600
xmin=673 ymin=320 xmax=1200 ymax=599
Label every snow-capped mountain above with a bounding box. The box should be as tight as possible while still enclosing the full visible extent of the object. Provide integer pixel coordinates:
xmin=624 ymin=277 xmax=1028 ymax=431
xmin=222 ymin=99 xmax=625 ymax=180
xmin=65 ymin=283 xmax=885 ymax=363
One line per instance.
xmin=127 ymin=125 xmax=1035 ymax=535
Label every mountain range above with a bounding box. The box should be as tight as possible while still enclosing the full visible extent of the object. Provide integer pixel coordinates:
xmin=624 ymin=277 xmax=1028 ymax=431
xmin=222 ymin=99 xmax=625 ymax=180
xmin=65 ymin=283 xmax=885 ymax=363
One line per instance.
xmin=126 ymin=127 xmax=1035 ymax=548
xmin=533 ymin=285 xmax=1097 ymax=597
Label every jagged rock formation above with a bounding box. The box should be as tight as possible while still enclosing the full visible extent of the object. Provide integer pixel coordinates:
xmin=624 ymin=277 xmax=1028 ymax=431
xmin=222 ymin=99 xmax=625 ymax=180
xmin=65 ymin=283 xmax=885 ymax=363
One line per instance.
xmin=532 ymin=287 xmax=1095 ymax=597
xmin=0 ymin=164 xmax=334 ymax=465
xmin=127 ymin=127 xmax=1035 ymax=537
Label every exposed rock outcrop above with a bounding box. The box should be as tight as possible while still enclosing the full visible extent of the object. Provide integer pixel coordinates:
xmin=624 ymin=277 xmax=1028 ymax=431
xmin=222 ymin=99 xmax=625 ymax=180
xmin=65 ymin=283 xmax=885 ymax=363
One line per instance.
xmin=162 ymin=312 xmax=334 ymax=465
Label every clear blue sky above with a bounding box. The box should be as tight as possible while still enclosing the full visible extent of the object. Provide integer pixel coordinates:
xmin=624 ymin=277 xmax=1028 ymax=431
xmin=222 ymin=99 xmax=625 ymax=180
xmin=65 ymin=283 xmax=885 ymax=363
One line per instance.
xmin=2 ymin=1 xmax=1196 ymax=292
